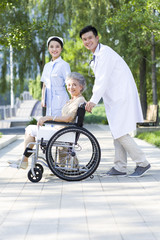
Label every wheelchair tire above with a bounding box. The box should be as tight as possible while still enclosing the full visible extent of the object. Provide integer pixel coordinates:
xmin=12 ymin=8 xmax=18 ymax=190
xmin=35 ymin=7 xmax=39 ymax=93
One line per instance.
xmin=46 ymin=126 xmax=101 ymax=181
xmin=28 ymin=168 xmax=42 ymax=183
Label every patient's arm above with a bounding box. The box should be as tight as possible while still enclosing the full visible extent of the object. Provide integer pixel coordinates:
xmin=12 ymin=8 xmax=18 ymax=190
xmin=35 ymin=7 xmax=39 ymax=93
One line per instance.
xmin=37 ymin=114 xmax=74 ymax=127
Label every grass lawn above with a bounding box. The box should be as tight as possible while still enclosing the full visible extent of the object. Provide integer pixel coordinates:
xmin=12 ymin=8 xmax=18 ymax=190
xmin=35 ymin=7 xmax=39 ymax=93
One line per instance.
xmin=136 ymin=131 xmax=160 ymax=148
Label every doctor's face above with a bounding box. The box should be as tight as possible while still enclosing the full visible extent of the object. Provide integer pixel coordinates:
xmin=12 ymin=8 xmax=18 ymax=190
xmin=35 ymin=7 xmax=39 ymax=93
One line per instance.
xmin=48 ymin=40 xmax=62 ymax=60
xmin=81 ymin=31 xmax=99 ymax=53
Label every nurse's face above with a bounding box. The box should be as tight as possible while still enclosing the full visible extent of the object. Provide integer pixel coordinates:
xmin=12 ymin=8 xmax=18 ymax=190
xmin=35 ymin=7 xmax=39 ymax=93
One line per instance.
xmin=48 ymin=40 xmax=62 ymax=60
xmin=67 ymin=79 xmax=83 ymax=98
xmin=81 ymin=31 xmax=99 ymax=53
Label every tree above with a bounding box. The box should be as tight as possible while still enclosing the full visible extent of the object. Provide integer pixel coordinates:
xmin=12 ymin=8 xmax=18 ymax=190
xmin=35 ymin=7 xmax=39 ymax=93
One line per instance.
xmin=105 ymin=0 xmax=160 ymax=117
xmin=63 ymin=0 xmax=110 ymax=100
xmin=0 ymin=0 xmax=68 ymax=97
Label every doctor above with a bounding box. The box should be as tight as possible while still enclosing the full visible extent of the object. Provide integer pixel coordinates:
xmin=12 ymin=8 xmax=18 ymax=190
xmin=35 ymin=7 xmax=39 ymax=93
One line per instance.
xmin=80 ymin=25 xmax=151 ymax=177
xmin=41 ymin=36 xmax=71 ymax=116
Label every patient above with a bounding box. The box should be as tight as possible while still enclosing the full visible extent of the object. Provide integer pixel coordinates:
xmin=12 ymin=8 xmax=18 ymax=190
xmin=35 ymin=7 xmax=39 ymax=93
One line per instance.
xmin=8 ymin=72 xmax=86 ymax=169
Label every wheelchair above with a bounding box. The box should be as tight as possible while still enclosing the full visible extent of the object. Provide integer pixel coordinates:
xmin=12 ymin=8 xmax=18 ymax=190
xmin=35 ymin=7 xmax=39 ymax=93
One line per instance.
xmin=26 ymin=103 xmax=101 ymax=182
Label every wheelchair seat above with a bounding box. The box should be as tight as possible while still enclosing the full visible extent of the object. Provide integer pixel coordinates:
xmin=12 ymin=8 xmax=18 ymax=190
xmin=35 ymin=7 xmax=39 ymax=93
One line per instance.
xmin=37 ymin=103 xmax=86 ymax=142
xmin=27 ymin=103 xmax=101 ymax=182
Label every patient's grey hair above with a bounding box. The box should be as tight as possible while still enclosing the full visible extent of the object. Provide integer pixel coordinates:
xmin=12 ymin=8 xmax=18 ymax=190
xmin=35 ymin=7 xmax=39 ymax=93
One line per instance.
xmin=66 ymin=72 xmax=86 ymax=92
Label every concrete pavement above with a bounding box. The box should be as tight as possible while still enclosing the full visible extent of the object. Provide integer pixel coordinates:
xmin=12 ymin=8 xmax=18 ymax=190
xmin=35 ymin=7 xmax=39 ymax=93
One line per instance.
xmin=0 ymin=124 xmax=160 ymax=240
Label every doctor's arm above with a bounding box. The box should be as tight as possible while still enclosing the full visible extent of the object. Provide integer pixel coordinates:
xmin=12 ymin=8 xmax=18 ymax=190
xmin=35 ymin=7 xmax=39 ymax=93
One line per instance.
xmin=90 ymin=51 xmax=116 ymax=105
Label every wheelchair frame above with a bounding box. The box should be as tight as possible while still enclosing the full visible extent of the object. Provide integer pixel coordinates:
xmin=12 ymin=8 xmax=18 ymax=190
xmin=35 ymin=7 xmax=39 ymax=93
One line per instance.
xmin=26 ymin=103 xmax=101 ymax=182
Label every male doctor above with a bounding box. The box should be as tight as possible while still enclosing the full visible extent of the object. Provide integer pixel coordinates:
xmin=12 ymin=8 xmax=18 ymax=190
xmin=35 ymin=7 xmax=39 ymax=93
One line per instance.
xmin=80 ymin=25 xmax=150 ymax=177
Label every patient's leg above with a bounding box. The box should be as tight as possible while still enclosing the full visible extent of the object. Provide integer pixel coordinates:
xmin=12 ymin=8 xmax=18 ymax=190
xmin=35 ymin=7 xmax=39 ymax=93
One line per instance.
xmin=8 ymin=125 xmax=37 ymax=169
xmin=22 ymin=133 xmax=35 ymax=163
xmin=58 ymin=147 xmax=79 ymax=168
xmin=58 ymin=147 xmax=68 ymax=167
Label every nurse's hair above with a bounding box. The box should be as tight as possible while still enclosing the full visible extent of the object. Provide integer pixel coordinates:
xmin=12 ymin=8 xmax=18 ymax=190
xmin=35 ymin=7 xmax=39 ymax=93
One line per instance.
xmin=79 ymin=25 xmax=98 ymax=38
xmin=47 ymin=36 xmax=63 ymax=48
xmin=66 ymin=72 xmax=86 ymax=93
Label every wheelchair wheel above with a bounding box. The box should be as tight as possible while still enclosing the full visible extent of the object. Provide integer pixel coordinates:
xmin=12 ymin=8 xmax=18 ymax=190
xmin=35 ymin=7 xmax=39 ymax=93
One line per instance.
xmin=35 ymin=163 xmax=44 ymax=174
xmin=46 ymin=126 xmax=101 ymax=181
xmin=28 ymin=168 xmax=42 ymax=183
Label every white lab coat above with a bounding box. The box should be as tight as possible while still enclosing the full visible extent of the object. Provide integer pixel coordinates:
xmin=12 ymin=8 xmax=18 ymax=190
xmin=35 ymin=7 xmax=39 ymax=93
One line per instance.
xmin=41 ymin=57 xmax=70 ymax=116
xmin=90 ymin=44 xmax=143 ymax=139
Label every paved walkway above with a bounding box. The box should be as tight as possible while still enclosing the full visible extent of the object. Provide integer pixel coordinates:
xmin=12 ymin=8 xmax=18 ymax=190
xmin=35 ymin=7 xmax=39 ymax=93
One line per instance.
xmin=0 ymin=125 xmax=160 ymax=240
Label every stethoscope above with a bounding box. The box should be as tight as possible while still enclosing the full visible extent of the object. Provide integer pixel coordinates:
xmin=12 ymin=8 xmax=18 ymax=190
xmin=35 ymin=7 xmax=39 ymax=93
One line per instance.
xmin=88 ymin=43 xmax=101 ymax=77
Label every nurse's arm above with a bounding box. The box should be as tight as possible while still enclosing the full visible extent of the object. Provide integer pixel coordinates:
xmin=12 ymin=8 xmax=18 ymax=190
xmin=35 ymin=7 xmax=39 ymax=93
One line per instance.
xmin=41 ymin=83 xmax=46 ymax=107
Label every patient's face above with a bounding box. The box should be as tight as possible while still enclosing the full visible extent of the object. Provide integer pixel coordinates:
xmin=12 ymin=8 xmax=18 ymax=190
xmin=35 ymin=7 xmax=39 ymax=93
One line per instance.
xmin=67 ymin=79 xmax=83 ymax=98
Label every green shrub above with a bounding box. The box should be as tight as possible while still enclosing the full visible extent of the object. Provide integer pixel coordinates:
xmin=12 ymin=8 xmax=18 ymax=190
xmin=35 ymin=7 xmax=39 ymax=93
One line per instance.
xmin=136 ymin=131 xmax=160 ymax=148
xmin=84 ymin=104 xmax=108 ymax=124
xmin=0 ymin=132 xmax=2 ymax=138
xmin=27 ymin=118 xmax=37 ymax=126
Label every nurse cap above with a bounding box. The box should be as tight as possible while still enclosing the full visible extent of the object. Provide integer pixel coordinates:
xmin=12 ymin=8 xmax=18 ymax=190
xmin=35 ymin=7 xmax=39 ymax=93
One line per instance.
xmin=47 ymin=36 xmax=63 ymax=47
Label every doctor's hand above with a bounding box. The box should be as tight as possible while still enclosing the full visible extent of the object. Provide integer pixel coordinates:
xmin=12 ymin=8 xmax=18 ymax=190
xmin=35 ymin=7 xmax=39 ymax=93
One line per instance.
xmin=85 ymin=101 xmax=96 ymax=113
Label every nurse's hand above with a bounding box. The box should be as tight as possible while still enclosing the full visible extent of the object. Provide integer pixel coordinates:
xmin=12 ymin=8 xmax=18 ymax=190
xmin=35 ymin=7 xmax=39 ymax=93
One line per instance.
xmin=41 ymin=99 xmax=46 ymax=107
xmin=85 ymin=101 xmax=96 ymax=113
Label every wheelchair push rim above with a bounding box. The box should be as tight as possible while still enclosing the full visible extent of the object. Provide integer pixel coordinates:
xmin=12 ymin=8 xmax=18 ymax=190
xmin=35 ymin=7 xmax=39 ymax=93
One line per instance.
xmin=46 ymin=126 xmax=101 ymax=181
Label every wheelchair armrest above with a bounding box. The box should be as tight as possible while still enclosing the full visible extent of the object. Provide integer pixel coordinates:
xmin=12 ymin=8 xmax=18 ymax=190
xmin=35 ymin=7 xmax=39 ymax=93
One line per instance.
xmin=44 ymin=120 xmax=76 ymax=126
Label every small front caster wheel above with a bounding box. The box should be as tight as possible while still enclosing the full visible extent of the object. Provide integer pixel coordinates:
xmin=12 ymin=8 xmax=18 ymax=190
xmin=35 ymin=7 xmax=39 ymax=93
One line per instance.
xmin=35 ymin=163 xmax=44 ymax=174
xmin=28 ymin=168 xmax=42 ymax=183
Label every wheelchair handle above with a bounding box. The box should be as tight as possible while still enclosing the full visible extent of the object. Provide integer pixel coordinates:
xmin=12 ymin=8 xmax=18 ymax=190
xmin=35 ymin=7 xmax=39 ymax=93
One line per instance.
xmin=79 ymin=102 xmax=86 ymax=109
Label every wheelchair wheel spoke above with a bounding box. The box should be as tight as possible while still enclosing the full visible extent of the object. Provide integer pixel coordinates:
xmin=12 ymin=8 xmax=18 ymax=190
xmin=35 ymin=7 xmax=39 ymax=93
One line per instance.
xmin=46 ymin=127 xmax=101 ymax=181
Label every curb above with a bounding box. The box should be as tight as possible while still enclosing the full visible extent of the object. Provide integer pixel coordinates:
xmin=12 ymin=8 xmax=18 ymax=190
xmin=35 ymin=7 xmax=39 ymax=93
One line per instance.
xmin=0 ymin=135 xmax=18 ymax=150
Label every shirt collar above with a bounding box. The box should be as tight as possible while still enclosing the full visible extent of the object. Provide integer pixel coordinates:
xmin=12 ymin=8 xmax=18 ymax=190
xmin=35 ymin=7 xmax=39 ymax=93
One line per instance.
xmin=50 ymin=56 xmax=62 ymax=64
xmin=93 ymin=43 xmax=101 ymax=57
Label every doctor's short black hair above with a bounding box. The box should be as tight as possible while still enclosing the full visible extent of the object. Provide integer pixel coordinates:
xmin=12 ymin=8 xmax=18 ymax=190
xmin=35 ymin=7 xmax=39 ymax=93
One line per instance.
xmin=79 ymin=25 xmax=98 ymax=38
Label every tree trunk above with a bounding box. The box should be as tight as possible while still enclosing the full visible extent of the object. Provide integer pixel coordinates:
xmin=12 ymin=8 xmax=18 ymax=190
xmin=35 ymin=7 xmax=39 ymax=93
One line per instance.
xmin=151 ymin=32 xmax=157 ymax=104
xmin=139 ymin=56 xmax=147 ymax=118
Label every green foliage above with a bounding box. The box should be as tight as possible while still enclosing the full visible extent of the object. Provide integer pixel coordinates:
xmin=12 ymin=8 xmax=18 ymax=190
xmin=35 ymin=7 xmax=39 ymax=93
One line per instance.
xmin=84 ymin=104 xmax=108 ymax=124
xmin=136 ymin=131 xmax=160 ymax=148
xmin=0 ymin=0 xmax=160 ymax=106
xmin=0 ymin=132 xmax=2 ymax=138
xmin=105 ymin=0 xmax=160 ymax=101
xmin=29 ymin=75 xmax=41 ymax=100
xmin=27 ymin=118 xmax=37 ymax=126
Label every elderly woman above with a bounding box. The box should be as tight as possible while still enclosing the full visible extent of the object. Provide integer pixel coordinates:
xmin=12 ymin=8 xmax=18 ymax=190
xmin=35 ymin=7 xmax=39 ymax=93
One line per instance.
xmin=8 ymin=72 xmax=86 ymax=169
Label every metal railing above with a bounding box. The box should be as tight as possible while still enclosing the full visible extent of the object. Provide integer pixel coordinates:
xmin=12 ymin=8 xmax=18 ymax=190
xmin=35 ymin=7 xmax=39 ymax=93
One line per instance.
xmin=0 ymin=91 xmax=33 ymax=120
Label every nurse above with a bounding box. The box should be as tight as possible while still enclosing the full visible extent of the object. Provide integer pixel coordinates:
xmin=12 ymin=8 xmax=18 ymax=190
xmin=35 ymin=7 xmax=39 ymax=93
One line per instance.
xmin=80 ymin=25 xmax=151 ymax=177
xmin=41 ymin=36 xmax=71 ymax=116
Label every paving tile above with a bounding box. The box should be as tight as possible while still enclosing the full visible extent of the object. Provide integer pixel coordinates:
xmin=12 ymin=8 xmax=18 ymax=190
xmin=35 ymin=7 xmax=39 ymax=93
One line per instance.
xmin=0 ymin=125 xmax=160 ymax=240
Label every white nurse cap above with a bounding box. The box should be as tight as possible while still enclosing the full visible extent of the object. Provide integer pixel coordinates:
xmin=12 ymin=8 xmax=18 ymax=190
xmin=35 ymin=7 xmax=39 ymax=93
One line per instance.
xmin=47 ymin=36 xmax=63 ymax=46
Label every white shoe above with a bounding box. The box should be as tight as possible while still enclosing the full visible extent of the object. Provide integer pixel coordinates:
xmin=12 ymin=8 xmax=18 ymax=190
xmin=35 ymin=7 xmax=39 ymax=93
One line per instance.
xmin=9 ymin=160 xmax=28 ymax=170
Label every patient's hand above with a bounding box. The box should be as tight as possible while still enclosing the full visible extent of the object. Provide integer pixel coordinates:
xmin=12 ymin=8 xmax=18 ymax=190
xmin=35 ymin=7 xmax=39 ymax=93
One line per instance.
xmin=37 ymin=116 xmax=54 ymax=127
xmin=37 ymin=116 xmax=48 ymax=127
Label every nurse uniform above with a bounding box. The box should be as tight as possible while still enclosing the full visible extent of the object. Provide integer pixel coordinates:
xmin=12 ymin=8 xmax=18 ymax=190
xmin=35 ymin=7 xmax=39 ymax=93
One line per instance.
xmin=41 ymin=56 xmax=71 ymax=116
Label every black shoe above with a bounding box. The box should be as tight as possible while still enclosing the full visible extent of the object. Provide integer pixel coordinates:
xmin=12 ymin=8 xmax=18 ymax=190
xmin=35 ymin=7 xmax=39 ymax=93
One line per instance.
xmin=128 ymin=164 xmax=151 ymax=177
xmin=106 ymin=167 xmax=127 ymax=177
